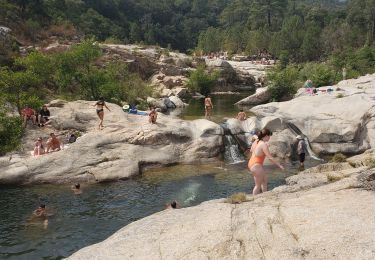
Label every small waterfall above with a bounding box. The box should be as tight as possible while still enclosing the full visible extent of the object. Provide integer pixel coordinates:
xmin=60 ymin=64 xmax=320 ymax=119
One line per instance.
xmin=224 ymin=135 xmax=245 ymax=164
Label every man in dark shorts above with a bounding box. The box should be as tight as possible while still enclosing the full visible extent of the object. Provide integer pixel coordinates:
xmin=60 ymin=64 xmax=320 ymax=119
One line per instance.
xmin=38 ymin=105 xmax=51 ymax=127
xmin=296 ymin=135 xmax=307 ymax=168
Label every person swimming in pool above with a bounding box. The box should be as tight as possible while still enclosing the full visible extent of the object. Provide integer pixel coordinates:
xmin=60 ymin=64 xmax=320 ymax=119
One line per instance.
xmin=248 ymin=128 xmax=284 ymax=195
xmin=71 ymin=183 xmax=82 ymax=195
xmin=93 ymin=97 xmax=111 ymax=130
xmin=28 ymin=204 xmax=49 ymax=228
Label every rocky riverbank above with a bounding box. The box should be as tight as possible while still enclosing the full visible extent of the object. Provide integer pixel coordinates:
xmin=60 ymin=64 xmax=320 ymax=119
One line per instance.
xmin=0 ymin=100 xmax=223 ymax=185
xmin=226 ymin=73 xmax=375 ymax=158
xmin=67 ymin=150 xmax=375 ymax=259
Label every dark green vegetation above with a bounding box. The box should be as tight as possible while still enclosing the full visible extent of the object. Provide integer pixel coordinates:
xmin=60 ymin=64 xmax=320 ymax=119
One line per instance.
xmin=267 ymin=44 xmax=375 ymax=100
xmin=0 ymin=0 xmax=373 ymax=57
xmin=0 ymin=40 xmax=151 ymax=110
xmin=187 ymin=65 xmax=219 ymax=96
xmin=0 ymin=40 xmax=151 ymax=154
xmin=0 ymin=112 xmax=23 ymax=155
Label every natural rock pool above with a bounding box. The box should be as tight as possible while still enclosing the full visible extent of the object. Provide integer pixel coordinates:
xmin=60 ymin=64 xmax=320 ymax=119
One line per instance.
xmin=0 ymin=159 xmax=321 ymax=259
xmin=0 ymin=93 xmax=323 ymax=259
xmin=176 ymin=93 xmax=252 ymax=123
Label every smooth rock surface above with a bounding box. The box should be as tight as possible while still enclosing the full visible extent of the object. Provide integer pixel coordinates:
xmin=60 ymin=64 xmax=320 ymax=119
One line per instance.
xmin=0 ymin=101 xmax=223 ymax=184
xmin=68 ymin=158 xmax=375 ymax=260
xmin=235 ymin=87 xmax=270 ymax=106
xmin=227 ymin=74 xmax=375 ymax=156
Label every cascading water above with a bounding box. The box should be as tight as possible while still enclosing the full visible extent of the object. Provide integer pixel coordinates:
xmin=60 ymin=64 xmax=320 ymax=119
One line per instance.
xmin=223 ymin=135 xmax=245 ymax=164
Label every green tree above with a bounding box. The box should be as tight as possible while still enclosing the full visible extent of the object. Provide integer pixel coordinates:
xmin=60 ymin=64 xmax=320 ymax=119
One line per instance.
xmin=249 ymin=0 xmax=287 ymax=30
xmin=54 ymin=40 xmax=102 ymax=99
xmin=0 ymin=68 xmax=42 ymax=114
xmin=187 ymin=65 xmax=218 ymax=95
xmin=0 ymin=113 xmax=23 ymax=155
xmin=267 ymin=65 xmax=300 ymax=101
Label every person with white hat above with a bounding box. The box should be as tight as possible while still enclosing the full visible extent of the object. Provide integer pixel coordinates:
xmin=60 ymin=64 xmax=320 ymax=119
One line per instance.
xmin=296 ymin=135 xmax=307 ymax=168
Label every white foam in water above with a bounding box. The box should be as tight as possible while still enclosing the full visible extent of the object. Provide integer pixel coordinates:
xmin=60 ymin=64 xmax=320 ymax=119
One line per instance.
xmin=224 ymin=135 xmax=245 ymax=164
xmin=176 ymin=182 xmax=202 ymax=206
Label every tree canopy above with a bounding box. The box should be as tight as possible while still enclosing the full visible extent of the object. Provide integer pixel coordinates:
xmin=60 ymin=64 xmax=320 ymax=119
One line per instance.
xmin=2 ymin=0 xmax=373 ymax=60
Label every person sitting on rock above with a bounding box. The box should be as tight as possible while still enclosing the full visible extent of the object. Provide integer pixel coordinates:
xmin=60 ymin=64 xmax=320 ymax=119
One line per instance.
xmin=38 ymin=105 xmax=51 ymax=127
xmin=67 ymin=132 xmax=77 ymax=143
xmin=149 ymin=107 xmax=158 ymax=124
xmin=21 ymin=105 xmax=36 ymax=127
xmin=33 ymin=137 xmax=45 ymax=156
xmin=237 ymin=109 xmax=247 ymax=121
xmin=71 ymin=183 xmax=82 ymax=195
xmin=165 ymin=200 xmax=180 ymax=209
xmin=46 ymin=133 xmax=61 ymax=153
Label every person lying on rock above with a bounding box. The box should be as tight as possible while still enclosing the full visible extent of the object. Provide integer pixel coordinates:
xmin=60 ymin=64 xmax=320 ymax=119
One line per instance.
xmin=149 ymin=107 xmax=158 ymax=124
xmin=21 ymin=105 xmax=37 ymax=127
xmin=165 ymin=200 xmax=180 ymax=209
xmin=33 ymin=137 xmax=45 ymax=156
xmin=236 ymin=109 xmax=247 ymax=121
xmin=46 ymin=133 xmax=61 ymax=153
xmin=71 ymin=183 xmax=82 ymax=195
xmin=38 ymin=105 xmax=51 ymax=127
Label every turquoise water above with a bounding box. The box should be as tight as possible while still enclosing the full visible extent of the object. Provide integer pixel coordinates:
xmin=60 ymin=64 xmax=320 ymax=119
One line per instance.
xmin=0 ymin=93 xmax=322 ymax=259
xmin=0 ymin=160 xmax=320 ymax=259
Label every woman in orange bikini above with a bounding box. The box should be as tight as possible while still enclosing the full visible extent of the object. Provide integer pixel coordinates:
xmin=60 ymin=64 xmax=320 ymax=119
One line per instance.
xmin=248 ymin=129 xmax=284 ymax=195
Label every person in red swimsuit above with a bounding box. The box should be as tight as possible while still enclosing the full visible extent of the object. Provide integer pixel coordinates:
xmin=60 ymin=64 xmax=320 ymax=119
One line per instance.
xmin=21 ymin=105 xmax=36 ymax=127
xmin=248 ymin=128 xmax=284 ymax=195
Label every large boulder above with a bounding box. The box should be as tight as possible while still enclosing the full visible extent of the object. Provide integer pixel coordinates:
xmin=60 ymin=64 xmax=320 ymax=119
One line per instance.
xmin=206 ymin=59 xmax=237 ymax=83
xmin=169 ymin=96 xmax=186 ymax=108
xmin=248 ymin=74 xmax=375 ymax=156
xmin=235 ymin=87 xmax=271 ymax=106
xmin=0 ymin=101 xmax=224 ymax=185
xmin=68 ymin=164 xmax=375 ymax=260
xmin=147 ymin=97 xmax=167 ymax=111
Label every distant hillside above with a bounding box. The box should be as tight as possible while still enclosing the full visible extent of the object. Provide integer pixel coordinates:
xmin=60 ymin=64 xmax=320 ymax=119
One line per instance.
xmin=0 ymin=0 xmax=373 ymax=63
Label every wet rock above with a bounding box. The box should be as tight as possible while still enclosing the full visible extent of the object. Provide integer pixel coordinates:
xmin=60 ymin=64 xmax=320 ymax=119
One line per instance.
xmin=68 ymin=158 xmax=375 ymax=260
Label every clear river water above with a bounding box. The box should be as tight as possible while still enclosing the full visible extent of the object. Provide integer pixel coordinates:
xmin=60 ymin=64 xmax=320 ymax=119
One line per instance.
xmin=0 ymin=94 xmax=321 ymax=259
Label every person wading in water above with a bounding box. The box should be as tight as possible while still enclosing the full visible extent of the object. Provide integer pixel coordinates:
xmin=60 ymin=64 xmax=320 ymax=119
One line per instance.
xmin=204 ymin=95 xmax=213 ymax=120
xmin=93 ymin=97 xmax=111 ymax=130
xmin=248 ymin=128 xmax=284 ymax=195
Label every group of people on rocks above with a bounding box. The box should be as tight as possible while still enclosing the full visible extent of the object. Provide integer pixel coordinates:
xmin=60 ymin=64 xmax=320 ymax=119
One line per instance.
xmin=20 ymin=104 xmax=66 ymax=157
xmin=33 ymin=133 xmax=62 ymax=156
xmin=22 ymin=104 xmax=51 ymax=128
